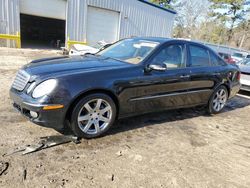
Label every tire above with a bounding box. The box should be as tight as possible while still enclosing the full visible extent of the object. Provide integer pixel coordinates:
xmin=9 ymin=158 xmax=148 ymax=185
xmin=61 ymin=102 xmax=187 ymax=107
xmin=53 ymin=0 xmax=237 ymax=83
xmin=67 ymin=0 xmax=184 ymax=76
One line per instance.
xmin=69 ymin=93 xmax=117 ymax=138
xmin=208 ymin=85 xmax=228 ymax=114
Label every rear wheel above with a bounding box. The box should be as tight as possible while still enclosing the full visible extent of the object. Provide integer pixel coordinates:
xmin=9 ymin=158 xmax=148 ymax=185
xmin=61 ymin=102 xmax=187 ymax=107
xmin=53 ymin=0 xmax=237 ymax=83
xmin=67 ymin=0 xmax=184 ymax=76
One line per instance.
xmin=70 ymin=93 xmax=116 ymax=138
xmin=208 ymin=85 xmax=228 ymax=114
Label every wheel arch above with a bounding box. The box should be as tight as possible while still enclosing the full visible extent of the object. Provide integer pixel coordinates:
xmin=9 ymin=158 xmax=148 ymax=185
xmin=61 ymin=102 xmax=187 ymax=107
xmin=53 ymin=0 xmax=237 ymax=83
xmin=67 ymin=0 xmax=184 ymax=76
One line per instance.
xmin=208 ymin=83 xmax=230 ymax=106
xmin=223 ymin=83 xmax=230 ymax=97
xmin=65 ymin=89 xmax=120 ymax=122
xmin=214 ymin=82 xmax=231 ymax=97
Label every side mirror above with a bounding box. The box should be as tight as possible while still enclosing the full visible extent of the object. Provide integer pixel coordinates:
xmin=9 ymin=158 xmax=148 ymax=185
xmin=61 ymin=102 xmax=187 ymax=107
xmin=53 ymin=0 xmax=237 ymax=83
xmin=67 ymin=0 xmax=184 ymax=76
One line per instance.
xmin=145 ymin=64 xmax=167 ymax=72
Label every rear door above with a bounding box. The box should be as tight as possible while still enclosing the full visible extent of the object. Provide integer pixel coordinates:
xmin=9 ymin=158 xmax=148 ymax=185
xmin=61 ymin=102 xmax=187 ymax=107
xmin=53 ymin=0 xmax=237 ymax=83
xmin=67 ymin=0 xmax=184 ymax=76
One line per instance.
xmin=186 ymin=44 xmax=218 ymax=104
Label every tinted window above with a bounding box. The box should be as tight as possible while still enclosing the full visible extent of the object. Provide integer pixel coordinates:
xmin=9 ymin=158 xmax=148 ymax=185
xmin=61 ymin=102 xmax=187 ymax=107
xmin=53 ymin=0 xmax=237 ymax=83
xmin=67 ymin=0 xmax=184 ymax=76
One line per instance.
xmin=210 ymin=53 xmax=219 ymax=65
xmin=189 ymin=45 xmax=210 ymax=67
xmin=219 ymin=53 xmax=229 ymax=60
xmin=97 ymin=39 xmax=159 ymax=64
xmin=151 ymin=44 xmax=185 ymax=69
xmin=210 ymin=52 xmax=226 ymax=66
xmin=224 ymin=54 xmax=229 ymax=59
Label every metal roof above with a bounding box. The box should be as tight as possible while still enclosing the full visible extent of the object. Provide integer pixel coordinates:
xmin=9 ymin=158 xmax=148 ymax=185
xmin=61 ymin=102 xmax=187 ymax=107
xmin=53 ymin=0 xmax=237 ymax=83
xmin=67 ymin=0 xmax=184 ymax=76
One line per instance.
xmin=137 ymin=0 xmax=177 ymax=14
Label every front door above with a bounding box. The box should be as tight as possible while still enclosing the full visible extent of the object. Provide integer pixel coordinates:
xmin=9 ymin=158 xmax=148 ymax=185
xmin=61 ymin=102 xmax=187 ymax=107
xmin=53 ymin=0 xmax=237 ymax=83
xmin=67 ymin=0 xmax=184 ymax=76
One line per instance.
xmin=131 ymin=42 xmax=192 ymax=114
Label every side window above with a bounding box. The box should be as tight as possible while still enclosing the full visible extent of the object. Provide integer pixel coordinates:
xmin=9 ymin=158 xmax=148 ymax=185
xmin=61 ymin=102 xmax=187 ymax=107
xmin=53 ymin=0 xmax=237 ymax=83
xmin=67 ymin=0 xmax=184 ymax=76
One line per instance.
xmin=210 ymin=52 xmax=220 ymax=65
xmin=151 ymin=44 xmax=185 ymax=69
xmin=210 ymin=52 xmax=226 ymax=66
xmin=189 ymin=45 xmax=210 ymax=67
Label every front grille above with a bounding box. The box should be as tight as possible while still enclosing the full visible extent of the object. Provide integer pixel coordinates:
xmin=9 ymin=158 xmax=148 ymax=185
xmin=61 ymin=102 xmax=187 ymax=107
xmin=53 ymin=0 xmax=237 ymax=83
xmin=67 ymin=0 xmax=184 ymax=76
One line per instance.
xmin=12 ymin=70 xmax=30 ymax=91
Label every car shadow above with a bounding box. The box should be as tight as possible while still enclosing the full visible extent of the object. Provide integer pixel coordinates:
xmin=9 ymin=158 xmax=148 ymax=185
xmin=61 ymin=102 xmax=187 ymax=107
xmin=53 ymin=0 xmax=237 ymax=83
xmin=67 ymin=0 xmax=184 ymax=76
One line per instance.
xmin=106 ymin=95 xmax=250 ymax=137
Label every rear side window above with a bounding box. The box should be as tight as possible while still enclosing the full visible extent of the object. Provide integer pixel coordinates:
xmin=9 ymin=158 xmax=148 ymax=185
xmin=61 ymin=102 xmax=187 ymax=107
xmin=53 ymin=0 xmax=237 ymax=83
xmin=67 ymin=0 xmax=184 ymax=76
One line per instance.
xmin=189 ymin=45 xmax=210 ymax=67
xmin=210 ymin=52 xmax=226 ymax=66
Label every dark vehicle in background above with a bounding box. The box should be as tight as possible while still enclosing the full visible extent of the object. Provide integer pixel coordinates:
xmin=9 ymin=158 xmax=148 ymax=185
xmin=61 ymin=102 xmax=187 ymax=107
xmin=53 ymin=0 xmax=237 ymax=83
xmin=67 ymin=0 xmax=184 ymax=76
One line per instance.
xmin=238 ymin=58 xmax=250 ymax=92
xmin=10 ymin=38 xmax=241 ymax=138
xmin=246 ymin=54 xmax=250 ymax=59
xmin=218 ymin=52 xmax=236 ymax=64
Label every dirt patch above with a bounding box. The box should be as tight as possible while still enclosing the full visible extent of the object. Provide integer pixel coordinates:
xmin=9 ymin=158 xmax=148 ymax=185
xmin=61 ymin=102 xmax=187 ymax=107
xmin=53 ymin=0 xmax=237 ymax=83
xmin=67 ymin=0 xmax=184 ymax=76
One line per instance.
xmin=0 ymin=48 xmax=250 ymax=187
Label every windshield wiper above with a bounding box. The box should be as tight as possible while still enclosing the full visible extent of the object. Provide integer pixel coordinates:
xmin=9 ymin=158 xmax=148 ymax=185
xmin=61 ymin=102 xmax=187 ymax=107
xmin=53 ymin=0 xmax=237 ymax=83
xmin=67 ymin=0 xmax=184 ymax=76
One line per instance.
xmin=82 ymin=53 xmax=95 ymax=56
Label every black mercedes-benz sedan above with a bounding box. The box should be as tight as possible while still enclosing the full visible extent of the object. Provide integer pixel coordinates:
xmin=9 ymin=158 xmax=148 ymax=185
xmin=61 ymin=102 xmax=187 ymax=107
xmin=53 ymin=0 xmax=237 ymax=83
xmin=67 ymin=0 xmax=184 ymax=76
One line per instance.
xmin=10 ymin=37 xmax=241 ymax=138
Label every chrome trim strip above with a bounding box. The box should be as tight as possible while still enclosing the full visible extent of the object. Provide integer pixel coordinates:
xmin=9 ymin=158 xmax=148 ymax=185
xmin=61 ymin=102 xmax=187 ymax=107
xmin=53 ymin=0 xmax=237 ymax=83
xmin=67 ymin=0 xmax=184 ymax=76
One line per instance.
xmin=22 ymin=102 xmax=47 ymax=107
xmin=130 ymin=89 xmax=211 ymax=101
xmin=22 ymin=102 xmax=62 ymax=108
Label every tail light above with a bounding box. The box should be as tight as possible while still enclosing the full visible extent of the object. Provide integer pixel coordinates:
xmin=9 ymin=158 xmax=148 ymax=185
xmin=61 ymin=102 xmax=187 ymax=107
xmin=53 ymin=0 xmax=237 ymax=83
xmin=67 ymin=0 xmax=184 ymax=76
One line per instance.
xmin=229 ymin=58 xmax=236 ymax=64
xmin=236 ymin=72 xmax=241 ymax=81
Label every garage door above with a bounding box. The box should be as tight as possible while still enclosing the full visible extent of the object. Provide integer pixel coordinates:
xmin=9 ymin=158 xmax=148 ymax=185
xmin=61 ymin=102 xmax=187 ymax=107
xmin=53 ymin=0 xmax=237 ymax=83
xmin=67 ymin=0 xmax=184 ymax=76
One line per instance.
xmin=86 ymin=6 xmax=120 ymax=46
xmin=20 ymin=0 xmax=66 ymax=20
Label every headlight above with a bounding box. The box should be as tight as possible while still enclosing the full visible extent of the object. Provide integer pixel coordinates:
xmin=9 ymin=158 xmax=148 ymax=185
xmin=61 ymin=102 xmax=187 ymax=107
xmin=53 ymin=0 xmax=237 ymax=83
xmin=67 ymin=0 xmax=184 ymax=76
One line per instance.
xmin=32 ymin=79 xmax=57 ymax=98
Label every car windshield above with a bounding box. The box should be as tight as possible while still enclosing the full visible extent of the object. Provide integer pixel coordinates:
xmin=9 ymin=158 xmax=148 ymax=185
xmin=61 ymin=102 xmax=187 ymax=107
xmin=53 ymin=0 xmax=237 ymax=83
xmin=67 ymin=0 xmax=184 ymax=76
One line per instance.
xmin=97 ymin=39 xmax=160 ymax=64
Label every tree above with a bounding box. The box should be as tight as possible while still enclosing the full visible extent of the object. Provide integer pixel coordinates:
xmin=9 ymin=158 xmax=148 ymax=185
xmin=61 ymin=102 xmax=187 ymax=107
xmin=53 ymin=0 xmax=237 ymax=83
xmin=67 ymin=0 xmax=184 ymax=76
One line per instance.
xmin=151 ymin=0 xmax=210 ymax=39
xmin=232 ymin=19 xmax=250 ymax=49
xmin=172 ymin=0 xmax=210 ymax=39
xmin=208 ymin=0 xmax=250 ymax=42
xmin=150 ymin=0 xmax=176 ymax=10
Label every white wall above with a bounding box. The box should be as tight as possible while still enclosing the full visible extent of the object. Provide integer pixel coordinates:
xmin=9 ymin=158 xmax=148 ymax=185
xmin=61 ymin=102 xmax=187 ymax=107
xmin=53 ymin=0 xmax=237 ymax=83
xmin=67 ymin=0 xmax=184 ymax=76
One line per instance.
xmin=20 ymin=0 xmax=66 ymax=20
xmin=67 ymin=0 xmax=176 ymax=45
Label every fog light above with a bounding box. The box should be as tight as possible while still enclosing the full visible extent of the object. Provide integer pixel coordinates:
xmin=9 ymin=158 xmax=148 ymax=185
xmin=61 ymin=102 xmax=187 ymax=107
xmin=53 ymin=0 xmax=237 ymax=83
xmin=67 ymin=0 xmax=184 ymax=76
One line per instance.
xmin=30 ymin=111 xmax=38 ymax=118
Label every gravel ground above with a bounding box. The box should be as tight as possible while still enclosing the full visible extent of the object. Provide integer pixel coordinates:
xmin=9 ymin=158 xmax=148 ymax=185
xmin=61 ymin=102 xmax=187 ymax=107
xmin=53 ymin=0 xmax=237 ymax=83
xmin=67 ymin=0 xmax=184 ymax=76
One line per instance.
xmin=0 ymin=47 xmax=250 ymax=188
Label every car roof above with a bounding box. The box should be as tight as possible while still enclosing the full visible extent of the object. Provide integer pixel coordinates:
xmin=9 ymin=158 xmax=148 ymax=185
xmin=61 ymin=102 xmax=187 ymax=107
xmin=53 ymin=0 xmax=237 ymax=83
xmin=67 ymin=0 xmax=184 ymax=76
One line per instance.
xmin=132 ymin=37 xmax=204 ymax=45
xmin=132 ymin=37 xmax=212 ymax=49
xmin=131 ymin=37 xmax=172 ymax=43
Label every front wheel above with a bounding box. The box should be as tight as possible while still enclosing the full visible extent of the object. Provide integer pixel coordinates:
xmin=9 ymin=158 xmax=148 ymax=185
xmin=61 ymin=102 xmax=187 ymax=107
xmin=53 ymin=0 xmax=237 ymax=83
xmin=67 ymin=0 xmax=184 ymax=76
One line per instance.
xmin=70 ymin=93 xmax=117 ymax=138
xmin=208 ymin=85 xmax=228 ymax=114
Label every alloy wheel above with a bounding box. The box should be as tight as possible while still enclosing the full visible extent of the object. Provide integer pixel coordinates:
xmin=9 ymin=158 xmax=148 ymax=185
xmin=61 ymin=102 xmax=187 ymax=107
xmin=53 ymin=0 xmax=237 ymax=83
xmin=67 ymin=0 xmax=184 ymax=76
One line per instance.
xmin=212 ymin=88 xmax=227 ymax=112
xmin=77 ymin=99 xmax=112 ymax=135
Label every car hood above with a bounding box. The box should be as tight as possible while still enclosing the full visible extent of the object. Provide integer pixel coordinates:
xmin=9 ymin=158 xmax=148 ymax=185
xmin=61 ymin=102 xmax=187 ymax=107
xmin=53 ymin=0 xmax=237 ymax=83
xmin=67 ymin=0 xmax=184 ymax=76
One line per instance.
xmin=239 ymin=65 xmax=250 ymax=73
xmin=23 ymin=55 xmax=128 ymax=76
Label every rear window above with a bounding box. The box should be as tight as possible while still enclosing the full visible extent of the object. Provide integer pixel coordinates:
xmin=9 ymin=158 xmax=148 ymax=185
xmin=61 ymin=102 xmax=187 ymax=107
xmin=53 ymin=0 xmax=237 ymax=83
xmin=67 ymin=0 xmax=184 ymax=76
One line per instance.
xmin=218 ymin=53 xmax=229 ymax=59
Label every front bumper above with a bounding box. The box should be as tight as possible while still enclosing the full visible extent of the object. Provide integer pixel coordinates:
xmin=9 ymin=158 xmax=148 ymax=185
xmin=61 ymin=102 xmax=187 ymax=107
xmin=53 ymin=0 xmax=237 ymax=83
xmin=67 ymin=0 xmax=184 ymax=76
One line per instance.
xmin=9 ymin=88 xmax=66 ymax=130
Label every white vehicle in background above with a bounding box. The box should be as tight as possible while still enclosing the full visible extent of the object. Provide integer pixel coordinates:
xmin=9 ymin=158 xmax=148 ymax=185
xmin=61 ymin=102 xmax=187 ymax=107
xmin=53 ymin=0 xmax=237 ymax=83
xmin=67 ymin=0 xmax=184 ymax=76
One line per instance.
xmin=231 ymin=52 xmax=244 ymax=63
xmin=69 ymin=40 xmax=111 ymax=56
xmin=238 ymin=58 xmax=250 ymax=92
xmin=69 ymin=44 xmax=99 ymax=56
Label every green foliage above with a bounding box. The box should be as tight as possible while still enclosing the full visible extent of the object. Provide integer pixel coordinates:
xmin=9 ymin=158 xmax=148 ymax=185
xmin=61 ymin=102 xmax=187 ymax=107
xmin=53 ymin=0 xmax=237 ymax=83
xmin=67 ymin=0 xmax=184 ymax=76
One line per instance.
xmin=152 ymin=0 xmax=250 ymax=50
xmin=208 ymin=0 xmax=250 ymax=40
xmin=150 ymin=0 xmax=176 ymax=10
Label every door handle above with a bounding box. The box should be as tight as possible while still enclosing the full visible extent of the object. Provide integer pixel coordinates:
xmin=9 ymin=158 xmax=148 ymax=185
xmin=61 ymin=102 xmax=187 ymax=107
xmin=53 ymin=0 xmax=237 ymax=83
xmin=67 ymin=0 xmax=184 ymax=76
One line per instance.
xmin=180 ymin=75 xmax=190 ymax=78
xmin=213 ymin=73 xmax=220 ymax=76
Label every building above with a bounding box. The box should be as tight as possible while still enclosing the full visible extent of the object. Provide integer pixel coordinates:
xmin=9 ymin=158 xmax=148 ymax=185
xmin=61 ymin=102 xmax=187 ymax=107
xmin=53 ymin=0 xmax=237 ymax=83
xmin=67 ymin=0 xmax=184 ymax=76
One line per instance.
xmin=0 ymin=0 xmax=176 ymax=49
